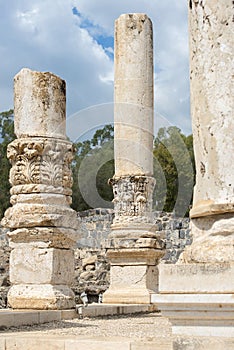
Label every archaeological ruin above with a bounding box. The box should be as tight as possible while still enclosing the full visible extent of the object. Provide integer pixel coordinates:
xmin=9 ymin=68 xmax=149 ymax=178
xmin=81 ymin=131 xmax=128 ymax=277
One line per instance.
xmin=1 ymin=69 xmax=79 ymax=309
xmin=103 ymin=13 xmax=164 ymax=304
xmin=0 ymin=1 xmax=233 ymax=349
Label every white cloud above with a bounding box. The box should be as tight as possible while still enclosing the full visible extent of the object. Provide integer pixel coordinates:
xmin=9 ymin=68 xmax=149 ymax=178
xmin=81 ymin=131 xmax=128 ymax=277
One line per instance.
xmin=0 ymin=0 xmax=191 ymax=135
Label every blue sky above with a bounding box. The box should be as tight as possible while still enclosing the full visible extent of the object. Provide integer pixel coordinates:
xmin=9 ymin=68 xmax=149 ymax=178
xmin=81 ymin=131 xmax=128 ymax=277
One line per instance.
xmin=0 ymin=0 xmax=191 ymax=140
xmin=72 ymin=6 xmax=114 ymax=59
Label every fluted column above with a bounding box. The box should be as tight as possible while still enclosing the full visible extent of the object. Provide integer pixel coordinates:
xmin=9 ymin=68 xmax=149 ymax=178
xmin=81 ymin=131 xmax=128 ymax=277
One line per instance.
xmin=103 ymin=14 xmax=164 ymax=304
xmin=1 ymin=68 xmax=79 ymax=309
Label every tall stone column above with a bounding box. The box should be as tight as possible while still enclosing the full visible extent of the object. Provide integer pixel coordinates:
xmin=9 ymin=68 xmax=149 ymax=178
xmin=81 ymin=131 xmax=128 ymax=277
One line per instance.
xmin=153 ymin=1 xmax=234 ymax=338
xmin=185 ymin=0 xmax=234 ymax=261
xmin=1 ymin=68 xmax=79 ymax=309
xmin=103 ymin=14 xmax=164 ymax=304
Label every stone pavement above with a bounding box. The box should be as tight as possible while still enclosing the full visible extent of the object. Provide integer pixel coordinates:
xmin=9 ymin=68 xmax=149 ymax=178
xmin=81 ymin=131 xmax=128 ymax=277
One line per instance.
xmin=0 ymin=308 xmax=172 ymax=349
xmin=0 ymin=307 xmax=233 ymax=349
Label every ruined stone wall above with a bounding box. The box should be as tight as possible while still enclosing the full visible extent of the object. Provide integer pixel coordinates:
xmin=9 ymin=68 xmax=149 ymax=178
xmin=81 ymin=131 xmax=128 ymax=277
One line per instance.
xmin=0 ymin=210 xmax=192 ymax=307
xmin=77 ymin=209 xmax=114 ymax=248
xmin=77 ymin=209 xmax=192 ymax=262
xmin=0 ymin=227 xmax=10 ymax=308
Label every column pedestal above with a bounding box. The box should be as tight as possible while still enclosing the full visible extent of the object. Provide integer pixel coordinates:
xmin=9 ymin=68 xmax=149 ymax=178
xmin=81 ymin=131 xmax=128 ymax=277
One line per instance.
xmin=1 ymin=69 xmax=79 ymax=309
xmin=103 ymin=248 xmax=163 ymax=304
xmin=103 ymin=175 xmax=164 ymax=304
xmin=103 ymin=14 xmax=164 ymax=304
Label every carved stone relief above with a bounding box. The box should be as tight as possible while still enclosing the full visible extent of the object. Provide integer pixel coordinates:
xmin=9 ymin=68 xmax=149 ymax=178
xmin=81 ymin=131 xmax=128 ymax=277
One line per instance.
xmin=7 ymin=138 xmax=74 ymax=189
xmin=109 ymin=175 xmax=155 ymax=224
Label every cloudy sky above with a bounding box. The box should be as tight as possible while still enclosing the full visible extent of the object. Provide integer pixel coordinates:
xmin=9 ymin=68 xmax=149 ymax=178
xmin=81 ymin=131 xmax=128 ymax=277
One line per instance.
xmin=0 ymin=0 xmax=192 ymax=140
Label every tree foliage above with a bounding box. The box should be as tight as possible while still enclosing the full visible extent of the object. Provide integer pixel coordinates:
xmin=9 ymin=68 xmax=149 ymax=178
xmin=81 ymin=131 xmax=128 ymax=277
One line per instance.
xmin=0 ymin=110 xmax=16 ymax=219
xmin=71 ymin=125 xmax=114 ymax=212
xmin=153 ymin=126 xmax=195 ymax=216
xmin=0 ymin=111 xmax=195 ymax=218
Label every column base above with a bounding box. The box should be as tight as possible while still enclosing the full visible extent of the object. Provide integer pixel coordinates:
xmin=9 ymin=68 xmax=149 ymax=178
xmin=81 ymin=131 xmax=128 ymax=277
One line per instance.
xmin=151 ymin=293 xmax=234 ymax=337
xmin=158 ymin=262 xmax=234 ymax=293
xmin=103 ymin=286 xmax=153 ymax=304
xmin=103 ymin=248 xmax=163 ymax=304
xmin=153 ymin=263 xmax=234 ymax=337
xmin=7 ymin=284 xmax=75 ymax=310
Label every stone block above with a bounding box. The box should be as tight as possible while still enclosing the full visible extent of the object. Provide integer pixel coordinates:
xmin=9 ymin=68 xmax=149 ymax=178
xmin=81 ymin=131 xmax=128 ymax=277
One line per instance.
xmin=180 ymin=214 xmax=234 ymax=263
xmin=80 ymin=303 xmax=151 ymax=317
xmin=4 ymin=202 xmax=78 ymax=231
xmin=0 ymin=339 xmax=4 ymax=350
xmin=39 ymin=310 xmax=62 ymax=323
xmin=7 ymin=284 xmax=75 ymax=310
xmin=158 ymin=263 xmax=234 ymax=293
xmin=65 ymin=338 xmax=130 ymax=350
xmin=107 ymin=248 xmax=162 ymax=266
xmin=103 ymin=264 xmax=158 ymax=304
xmin=8 ymin=227 xmax=78 ymax=249
xmin=151 ymin=293 xmax=234 ymax=337
xmin=132 ymin=340 xmax=172 ymax=350
xmin=0 ymin=309 xmax=76 ymax=328
xmin=110 ymin=265 xmax=157 ymax=290
xmin=5 ymin=337 xmax=64 ymax=350
xmin=13 ymin=311 xmax=39 ymax=327
xmin=60 ymin=309 xmax=77 ymax=320
xmin=174 ymin=337 xmax=234 ymax=350
xmin=0 ymin=312 xmax=14 ymax=328
xmin=10 ymin=247 xmax=74 ymax=285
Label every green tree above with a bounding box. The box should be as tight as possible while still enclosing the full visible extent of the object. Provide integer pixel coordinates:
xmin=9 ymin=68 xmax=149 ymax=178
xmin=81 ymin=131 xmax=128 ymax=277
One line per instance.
xmin=0 ymin=114 xmax=195 ymax=217
xmin=71 ymin=125 xmax=114 ymax=212
xmin=0 ymin=110 xmax=16 ymax=219
xmin=153 ymin=126 xmax=195 ymax=216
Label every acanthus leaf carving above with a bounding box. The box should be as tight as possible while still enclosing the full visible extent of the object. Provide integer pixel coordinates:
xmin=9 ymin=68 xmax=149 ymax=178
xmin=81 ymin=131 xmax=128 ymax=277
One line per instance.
xmin=110 ymin=175 xmax=155 ymax=224
xmin=8 ymin=138 xmax=74 ymax=189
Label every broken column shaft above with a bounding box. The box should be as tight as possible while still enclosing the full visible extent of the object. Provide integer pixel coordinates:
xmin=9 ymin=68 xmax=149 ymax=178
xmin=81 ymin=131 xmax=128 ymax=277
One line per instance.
xmin=1 ymin=68 xmax=78 ymax=309
xmin=103 ymin=14 xmax=163 ymax=304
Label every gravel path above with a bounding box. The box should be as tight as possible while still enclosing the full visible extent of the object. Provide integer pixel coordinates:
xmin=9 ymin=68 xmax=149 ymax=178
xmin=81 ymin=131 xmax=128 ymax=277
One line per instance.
xmin=1 ymin=312 xmax=172 ymax=340
xmin=1 ymin=312 xmax=234 ymax=350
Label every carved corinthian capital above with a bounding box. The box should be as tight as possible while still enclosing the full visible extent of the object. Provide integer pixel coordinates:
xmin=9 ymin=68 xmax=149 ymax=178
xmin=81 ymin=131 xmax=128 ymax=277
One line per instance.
xmin=7 ymin=137 xmax=74 ymax=190
xmin=109 ymin=175 xmax=155 ymax=225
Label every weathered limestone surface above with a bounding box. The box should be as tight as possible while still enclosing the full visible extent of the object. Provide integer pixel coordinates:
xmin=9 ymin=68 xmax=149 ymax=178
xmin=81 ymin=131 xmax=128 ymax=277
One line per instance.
xmin=114 ymin=13 xmax=154 ymax=177
xmin=109 ymin=175 xmax=156 ymax=239
xmin=181 ymin=0 xmax=234 ymax=263
xmin=181 ymin=213 xmax=234 ymax=263
xmin=159 ymin=263 xmax=234 ymax=293
xmin=103 ymin=14 xmax=164 ymax=304
xmin=188 ymin=0 xmax=233 ymax=218
xmin=10 ymin=247 xmax=74 ymax=285
xmin=14 ymin=69 xmax=66 ymax=139
xmin=1 ymin=68 xmax=78 ymax=309
xmin=0 ymin=212 xmax=192 ymax=308
xmin=104 ymin=248 xmax=159 ymax=304
xmin=7 ymin=284 xmax=75 ymax=310
xmin=156 ymin=0 xmax=234 ymax=337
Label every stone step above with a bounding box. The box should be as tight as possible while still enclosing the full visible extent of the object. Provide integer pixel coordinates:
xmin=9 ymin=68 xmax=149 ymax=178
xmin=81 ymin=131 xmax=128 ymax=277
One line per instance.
xmin=0 ymin=334 xmax=172 ymax=350
xmin=0 ymin=304 xmax=156 ymax=328
xmin=151 ymin=294 xmax=234 ymax=337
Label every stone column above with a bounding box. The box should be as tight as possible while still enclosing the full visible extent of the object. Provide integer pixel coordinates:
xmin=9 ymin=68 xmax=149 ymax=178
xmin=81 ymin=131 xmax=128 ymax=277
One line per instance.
xmin=153 ymin=1 xmax=234 ymax=338
xmin=103 ymin=14 xmax=164 ymax=304
xmin=186 ymin=0 xmax=234 ymax=262
xmin=1 ymin=68 xmax=79 ymax=309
